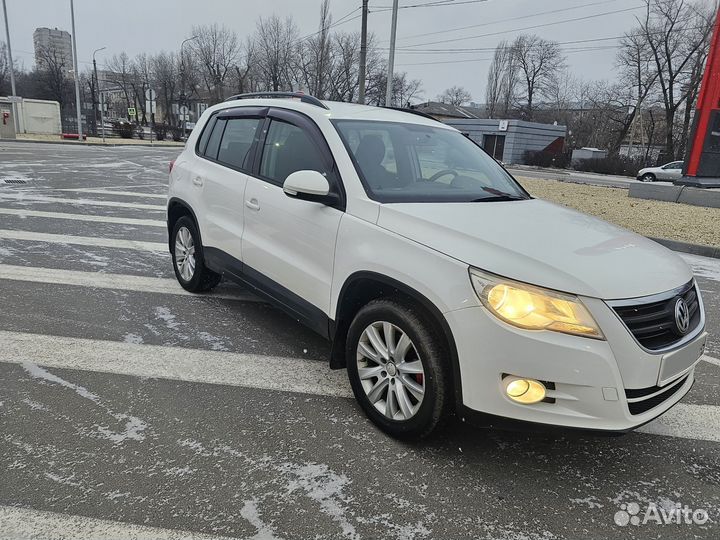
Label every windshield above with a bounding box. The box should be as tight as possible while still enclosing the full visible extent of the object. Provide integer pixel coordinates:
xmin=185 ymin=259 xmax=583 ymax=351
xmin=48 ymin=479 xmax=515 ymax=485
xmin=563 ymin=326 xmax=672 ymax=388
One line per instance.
xmin=332 ymin=119 xmax=530 ymax=203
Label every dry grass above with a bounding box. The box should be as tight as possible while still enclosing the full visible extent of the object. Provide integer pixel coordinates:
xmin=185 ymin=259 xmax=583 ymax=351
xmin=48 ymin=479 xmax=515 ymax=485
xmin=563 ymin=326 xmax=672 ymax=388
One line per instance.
xmin=517 ymin=177 xmax=720 ymax=248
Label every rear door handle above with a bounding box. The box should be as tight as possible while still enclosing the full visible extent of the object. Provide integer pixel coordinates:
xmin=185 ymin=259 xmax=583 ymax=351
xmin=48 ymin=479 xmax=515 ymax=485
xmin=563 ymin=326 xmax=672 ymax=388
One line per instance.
xmin=192 ymin=177 xmax=204 ymax=187
xmin=245 ymin=198 xmax=260 ymax=211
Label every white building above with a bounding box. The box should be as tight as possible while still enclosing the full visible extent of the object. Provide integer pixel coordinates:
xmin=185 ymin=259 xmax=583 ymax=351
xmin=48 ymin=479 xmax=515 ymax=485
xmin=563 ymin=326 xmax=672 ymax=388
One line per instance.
xmin=33 ymin=27 xmax=73 ymax=69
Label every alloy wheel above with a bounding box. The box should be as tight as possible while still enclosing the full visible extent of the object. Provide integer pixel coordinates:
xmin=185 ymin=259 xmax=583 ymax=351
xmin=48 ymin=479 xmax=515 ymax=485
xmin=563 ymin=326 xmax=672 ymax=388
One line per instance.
xmin=175 ymin=226 xmax=196 ymax=281
xmin=356 ymin=321 xmax=426 ymax=421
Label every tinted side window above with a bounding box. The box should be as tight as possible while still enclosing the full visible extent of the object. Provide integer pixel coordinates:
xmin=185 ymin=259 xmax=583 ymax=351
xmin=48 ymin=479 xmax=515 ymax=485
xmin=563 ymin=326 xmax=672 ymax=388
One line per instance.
xmin=204 ymin=118 xmax=226 ymax=160
xmin=217 ymin=118 xmax=262 ymax=171
xmin=196 ymin=116 xmax=216 ymax=155
xmin=260 ymin=120 xmax=329 ymax=185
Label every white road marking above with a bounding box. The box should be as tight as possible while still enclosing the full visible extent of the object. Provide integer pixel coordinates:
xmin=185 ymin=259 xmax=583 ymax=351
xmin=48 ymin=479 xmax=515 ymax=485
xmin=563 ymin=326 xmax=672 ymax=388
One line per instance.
xmin=0 ymin=207 xmax=166 ymax=227
xmin=702 ymin=354 xmax=720 ymax=368
xmin=57 ymin=188 xmax=167 ymax=199
xmin=0 ymin=229 xmax=166 ymax=251
xmin=637 ymin=403 xmax=720 ymax=442
xmin=2 ymin=329 xmax=720 ymax=442
xmin=0 ymin=264 xmax=264 ymax=302
xmin=0 ymin=505 xmax=236 ymax=540
xmin=0 ymin=192 xmax=164 ymax=210
xmin=0 ymin=331 xmax=351 ymax=398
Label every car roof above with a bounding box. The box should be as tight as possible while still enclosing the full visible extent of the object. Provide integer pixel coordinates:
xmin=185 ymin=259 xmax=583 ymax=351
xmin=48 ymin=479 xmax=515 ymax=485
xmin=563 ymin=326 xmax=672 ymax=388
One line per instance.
xmin=210 ymin=97 xmax=453 ymax=130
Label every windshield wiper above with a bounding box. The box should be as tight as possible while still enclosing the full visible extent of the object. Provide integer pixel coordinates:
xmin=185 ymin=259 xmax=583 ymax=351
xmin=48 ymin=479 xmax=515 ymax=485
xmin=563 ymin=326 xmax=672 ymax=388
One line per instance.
xmin=470 ymin=194 xmax=525 ymax=202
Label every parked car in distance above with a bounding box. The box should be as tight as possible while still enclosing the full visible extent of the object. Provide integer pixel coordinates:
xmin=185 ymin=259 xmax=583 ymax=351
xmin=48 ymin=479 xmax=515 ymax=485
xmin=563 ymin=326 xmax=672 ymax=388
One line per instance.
xmin=637 ymin=161 xmax=684 ymax=182
xmin=167 ymin=92 xmax=706 ymax=440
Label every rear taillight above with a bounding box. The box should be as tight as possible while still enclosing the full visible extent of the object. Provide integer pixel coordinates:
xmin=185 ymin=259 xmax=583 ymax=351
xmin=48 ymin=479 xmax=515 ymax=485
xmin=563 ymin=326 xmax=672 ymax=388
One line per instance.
xmin=169 ymin=160 xmax=175 ymax=173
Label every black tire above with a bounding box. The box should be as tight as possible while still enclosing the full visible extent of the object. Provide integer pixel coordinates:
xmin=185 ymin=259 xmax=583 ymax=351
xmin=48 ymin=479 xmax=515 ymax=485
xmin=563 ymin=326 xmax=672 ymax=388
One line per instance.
xmin=346 ymin=297 xmax=451 ymax=440
xmin=171 ymin=216 xmax=221 ymax=293
xmin=641 ymin=173 xmax=655 ymax=182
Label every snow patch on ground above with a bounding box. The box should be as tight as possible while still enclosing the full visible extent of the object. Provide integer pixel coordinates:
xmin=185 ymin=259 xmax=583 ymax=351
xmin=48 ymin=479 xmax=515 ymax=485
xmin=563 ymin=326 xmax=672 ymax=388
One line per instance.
xmin=21 ymin=398 xmax=50 ymax=412
xmin=240 ymin=499 xmax=284 ymax=540
xmin=155 ymin=306 xmax=180 ymax=329
xmin=197 ymin=331 xmax=229 ymax=351
xmin=123 ymin=333 xmax=144 ymax=344
xmin=570 ymin=495 xmax=604 ymax=509
xmin=22 ymin=362 xmax=148 ymax=445
xmin=681 ymin=254 xmax=720 ymax=282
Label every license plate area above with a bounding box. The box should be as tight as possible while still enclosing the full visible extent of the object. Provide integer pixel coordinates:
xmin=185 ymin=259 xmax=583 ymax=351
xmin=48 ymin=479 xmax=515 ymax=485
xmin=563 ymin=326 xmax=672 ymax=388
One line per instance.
xmin=658 ymin=332 xmax=707 ymax=386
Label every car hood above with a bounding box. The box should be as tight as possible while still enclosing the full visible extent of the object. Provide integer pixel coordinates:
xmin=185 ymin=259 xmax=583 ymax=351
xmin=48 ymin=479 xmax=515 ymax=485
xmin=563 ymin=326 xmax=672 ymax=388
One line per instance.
xmin=377 ymin=199 xmax=692 ymax=299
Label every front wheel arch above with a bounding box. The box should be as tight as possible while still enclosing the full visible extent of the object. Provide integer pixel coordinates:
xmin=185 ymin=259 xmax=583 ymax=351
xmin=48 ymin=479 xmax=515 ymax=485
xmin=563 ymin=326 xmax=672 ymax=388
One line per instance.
xmin=331 ymin=272 xmax=462 ymax=409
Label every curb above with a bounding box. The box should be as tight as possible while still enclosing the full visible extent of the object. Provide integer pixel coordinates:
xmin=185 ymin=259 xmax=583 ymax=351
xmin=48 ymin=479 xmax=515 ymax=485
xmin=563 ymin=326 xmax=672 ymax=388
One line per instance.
xmin=650 ymin=237 xmax=720 ymax=259
xmin=629 ymin=182 xmax=720 ymax=209
xmin=3 ymin=138 xmax=184 ymax=149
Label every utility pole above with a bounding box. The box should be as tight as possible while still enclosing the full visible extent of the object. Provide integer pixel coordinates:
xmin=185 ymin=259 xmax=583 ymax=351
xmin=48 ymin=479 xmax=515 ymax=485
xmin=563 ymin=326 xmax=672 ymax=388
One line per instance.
xmin=70 ymin=0 xmax=83 ymax=139
xmin=2 ymin=0 xmax=19 ymax=133
xmin=384 ymin=0 xmax=399 ymax=107
xmin=358 ymin=0 xmax=369 ymax=104
xmin=180 ymin=36 xmax=197 ymax=140
xmin=93 ymin=47 xmax=106 ymax=142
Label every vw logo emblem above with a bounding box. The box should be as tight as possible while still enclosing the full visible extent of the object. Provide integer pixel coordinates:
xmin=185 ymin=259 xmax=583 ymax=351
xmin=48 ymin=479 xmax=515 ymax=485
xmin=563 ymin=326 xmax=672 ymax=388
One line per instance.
xmin=674 ymin=297 xmax=691 ymax=335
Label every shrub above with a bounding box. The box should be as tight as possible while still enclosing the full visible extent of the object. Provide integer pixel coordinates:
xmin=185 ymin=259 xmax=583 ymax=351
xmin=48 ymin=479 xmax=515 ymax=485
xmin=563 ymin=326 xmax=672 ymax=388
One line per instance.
xmin=135 ymin=124 xmax=145 ymax=140
xmin=574 ymin=155 xmax=646 ymax=177
xmin=171 ymin=126 xmax=183 ymax=142
xmin=523 ymin=150 xmax=571 ymax=169
xmin=153 ymin=123 xmax=168 ymax=141
xmin=112 ymin=120 xmax=134 ymax=139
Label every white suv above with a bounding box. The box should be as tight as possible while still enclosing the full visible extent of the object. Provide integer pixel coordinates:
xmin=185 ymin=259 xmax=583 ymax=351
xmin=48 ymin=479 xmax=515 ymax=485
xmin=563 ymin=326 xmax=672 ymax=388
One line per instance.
xmin=167 ymin=92 xmax=707 ymax=439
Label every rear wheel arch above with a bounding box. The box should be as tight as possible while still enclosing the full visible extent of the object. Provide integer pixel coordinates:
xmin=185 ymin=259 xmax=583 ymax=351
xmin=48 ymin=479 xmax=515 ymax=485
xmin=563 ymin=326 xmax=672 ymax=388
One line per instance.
xmin=330 ymin=271 xmax=462 ymax=407
xmin=167 ymin=198 xmax=200 ymax=251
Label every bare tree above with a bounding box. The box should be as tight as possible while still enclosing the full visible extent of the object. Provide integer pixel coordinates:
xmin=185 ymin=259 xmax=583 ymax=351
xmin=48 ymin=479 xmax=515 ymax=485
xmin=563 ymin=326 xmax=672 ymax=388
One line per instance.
xmin=485 ymin=40 xmax=519 ymax=118
xmin=232 ymin=37 xmax=260 ymax=95
xmin=190 ymin=24 xmax=240 ymax=103
xmin=152 ymin=52 xmax=178 ymax=126
xmin=0 ymin=41 xmax=10 ymax=95
xmin=367 ymin=70 xmax=422 ymax=107
xmin=34 ymin=46 xmax=72 ymax=111
xmin=437 ymin=85 xmax=472 ymax=106
xmin=254 ymin=15 xmax=299 ymax=92
xmin=297 ymin=0 xmax=333 ymax=97
xmin=640 ymin=0 xmax=714 ymax=159
xmin=105 ymin=52 xmax=135 ymax=118
xmin=511 ymin=34 xmax=566 ymax=120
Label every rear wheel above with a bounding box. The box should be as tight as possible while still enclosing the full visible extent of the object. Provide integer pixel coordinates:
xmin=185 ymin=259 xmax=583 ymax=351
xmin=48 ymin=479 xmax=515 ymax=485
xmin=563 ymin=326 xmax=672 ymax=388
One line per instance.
xmin=640 ymin=173 xmax=655 ymax=182
xmin=171 ymin=216 xmax=221 ymax=293
xmin=346 ymin=298 xmax=451 ymax=440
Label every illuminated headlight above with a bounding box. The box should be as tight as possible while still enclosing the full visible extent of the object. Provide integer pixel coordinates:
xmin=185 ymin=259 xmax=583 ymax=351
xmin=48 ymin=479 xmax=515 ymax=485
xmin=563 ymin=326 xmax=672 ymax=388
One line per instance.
xmin=470 ymin=268 xmax=604 ymax=339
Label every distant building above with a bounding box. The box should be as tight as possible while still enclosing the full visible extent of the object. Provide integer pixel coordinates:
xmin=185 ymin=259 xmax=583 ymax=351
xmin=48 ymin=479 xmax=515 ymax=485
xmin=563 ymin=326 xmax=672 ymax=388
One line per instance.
xmin=33 ymin=27 xmax=73 ymax=69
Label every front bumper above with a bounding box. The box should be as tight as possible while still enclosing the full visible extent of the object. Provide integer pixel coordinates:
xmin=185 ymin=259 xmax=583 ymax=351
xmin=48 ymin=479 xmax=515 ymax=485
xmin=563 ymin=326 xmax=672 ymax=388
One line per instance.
xmin=445 ymin=300 xmax=706 ymax=432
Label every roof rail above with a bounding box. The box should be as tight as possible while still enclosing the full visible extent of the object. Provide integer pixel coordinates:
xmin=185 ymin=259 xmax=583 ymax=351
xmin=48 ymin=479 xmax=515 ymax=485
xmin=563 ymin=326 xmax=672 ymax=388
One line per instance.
xmin=224 ymin=92 xmax=329 ymax=110
xmin=383 ymin=106 xmax=438 ymax=121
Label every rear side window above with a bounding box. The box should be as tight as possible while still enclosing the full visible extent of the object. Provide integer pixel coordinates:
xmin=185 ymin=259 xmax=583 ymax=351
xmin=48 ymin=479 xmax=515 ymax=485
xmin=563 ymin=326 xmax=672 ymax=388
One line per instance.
xmin=259 ymin=120 xmax=329 ymax=185
xmin=217 ymin=118 xmax=262 ymax=171
xmin=203 ymin=118 xmax=226 ymax=160
xmin=196 ymin=116 xmax=216 ymax=155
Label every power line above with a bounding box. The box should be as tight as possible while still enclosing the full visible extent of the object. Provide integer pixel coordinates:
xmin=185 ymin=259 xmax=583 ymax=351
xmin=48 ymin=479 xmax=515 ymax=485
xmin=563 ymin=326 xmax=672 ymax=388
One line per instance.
xmin=373 ymin=0 xmax=489 ymax=10
xmin=395 ymin=5 xmax=645 ymax=49
xmin=392 ymin=0 xmax=620 ymax=42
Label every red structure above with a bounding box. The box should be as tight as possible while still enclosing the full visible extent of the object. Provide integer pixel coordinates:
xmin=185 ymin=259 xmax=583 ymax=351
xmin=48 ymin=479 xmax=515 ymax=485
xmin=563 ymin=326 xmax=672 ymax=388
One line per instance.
xmin=680 ymin=7 xmax=720 ymax=187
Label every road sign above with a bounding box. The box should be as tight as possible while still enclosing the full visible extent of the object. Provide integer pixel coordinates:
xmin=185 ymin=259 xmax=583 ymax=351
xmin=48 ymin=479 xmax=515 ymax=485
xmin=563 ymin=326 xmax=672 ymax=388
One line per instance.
xmin=179 ymin=105 xmax=189 ymax=115
xmin=145 ymin=88 xmax=157 ymax=102
xmin=498 ymin=120 xmax=509 ymax=132
xmin=146 ymin=101 xmax=157 ymax=115
xmin=128 ymin=107 xmax=136 ymax=117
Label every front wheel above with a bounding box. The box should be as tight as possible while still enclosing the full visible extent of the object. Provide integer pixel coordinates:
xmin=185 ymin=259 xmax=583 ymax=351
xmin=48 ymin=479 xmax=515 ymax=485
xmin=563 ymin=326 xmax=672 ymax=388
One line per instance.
xmin=171 ymin=216 xmax=221 ymax=293
xmin=640 ymin=173 xmax=655 ymax=182
xmin=346 ymin=298 xmax=451 ymax=440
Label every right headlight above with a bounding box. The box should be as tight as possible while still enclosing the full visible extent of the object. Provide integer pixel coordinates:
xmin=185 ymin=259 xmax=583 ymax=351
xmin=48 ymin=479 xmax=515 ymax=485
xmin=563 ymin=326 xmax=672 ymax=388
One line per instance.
xmin=470 ymin=268 xmax=605 ymax=340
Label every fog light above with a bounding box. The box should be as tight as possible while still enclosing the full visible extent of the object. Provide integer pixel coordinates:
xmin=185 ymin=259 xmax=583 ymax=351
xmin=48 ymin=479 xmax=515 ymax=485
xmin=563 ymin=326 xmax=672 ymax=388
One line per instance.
xmin=504 ymin=377 xmax=546 ymax=404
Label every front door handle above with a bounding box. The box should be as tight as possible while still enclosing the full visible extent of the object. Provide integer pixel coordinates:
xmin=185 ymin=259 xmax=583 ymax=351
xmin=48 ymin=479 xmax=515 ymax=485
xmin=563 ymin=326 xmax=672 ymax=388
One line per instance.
xmin=245 ymin=198 xmax=260 ymax=211
xmin=192 ymin=177 xmax=204 ymax=187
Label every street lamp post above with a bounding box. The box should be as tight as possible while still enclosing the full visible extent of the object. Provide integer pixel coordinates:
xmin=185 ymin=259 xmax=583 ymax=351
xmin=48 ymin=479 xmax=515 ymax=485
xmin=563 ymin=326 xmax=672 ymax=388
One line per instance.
xmin=93 ymin=47 xmax=106 ymax=143
xmin=179 ymin=36 xmax=197 ymax=140
xmin=69 ymin=0 xmax=83 ymax=139
xmin=385 ymin=0 xmax=400 ymax=107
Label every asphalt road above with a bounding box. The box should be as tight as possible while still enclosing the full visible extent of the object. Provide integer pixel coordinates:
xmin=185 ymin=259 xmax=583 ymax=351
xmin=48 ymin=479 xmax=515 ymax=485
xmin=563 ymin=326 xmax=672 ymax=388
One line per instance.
xmin=1 ymin=141 xmax=719 ymax=540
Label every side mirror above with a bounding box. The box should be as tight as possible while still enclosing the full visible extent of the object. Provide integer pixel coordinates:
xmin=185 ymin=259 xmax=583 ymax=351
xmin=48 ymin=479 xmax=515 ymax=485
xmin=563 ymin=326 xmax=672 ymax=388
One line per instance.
xmin=283 ymin=170 xmax=339 ymax=206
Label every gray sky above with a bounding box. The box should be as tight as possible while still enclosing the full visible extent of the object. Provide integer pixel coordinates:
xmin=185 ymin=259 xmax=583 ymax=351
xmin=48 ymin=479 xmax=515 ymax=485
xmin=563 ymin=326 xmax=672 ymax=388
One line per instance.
xmin=3 ymin=0 xmax=642 ymax=102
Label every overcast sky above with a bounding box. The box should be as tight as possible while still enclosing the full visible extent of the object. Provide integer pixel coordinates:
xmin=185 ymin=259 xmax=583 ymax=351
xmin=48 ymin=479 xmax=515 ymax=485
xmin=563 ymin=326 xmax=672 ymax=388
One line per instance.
xmin=3 ymin=0 xmax=643 ymax=102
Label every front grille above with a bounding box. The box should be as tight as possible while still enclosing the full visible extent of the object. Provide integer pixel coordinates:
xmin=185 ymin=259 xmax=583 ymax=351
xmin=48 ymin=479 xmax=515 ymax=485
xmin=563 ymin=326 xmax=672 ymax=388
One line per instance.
xmin=625 ymin=374 xmax=688 ymax=415
xmin=612 ymin=283 xmax=700 ymax=351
